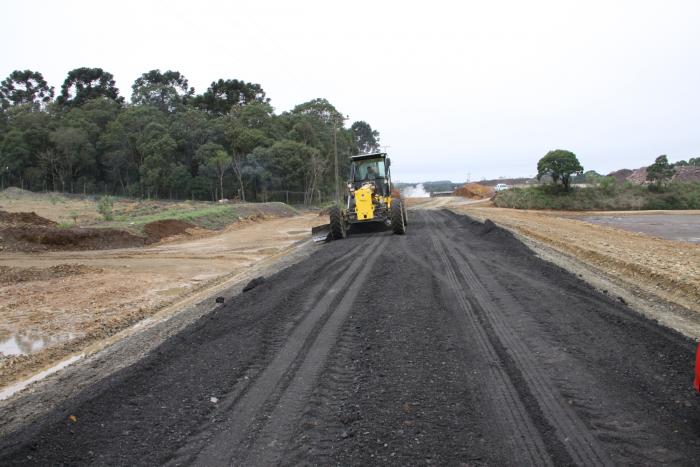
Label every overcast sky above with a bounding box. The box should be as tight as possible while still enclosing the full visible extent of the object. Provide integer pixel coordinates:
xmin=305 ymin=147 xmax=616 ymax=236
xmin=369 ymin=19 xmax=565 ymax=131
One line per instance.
xmin=3 ymin=0 xmax=700 ymax=182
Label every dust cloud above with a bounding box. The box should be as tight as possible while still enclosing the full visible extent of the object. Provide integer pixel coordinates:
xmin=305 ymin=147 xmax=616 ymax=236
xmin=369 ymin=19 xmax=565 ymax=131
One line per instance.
xmin=402 ymin=183 xmax=430 ymax=198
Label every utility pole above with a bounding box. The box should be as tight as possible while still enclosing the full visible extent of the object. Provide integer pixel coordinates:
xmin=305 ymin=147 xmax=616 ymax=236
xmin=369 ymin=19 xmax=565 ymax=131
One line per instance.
xmin=333 ymin=116 xmax=339 ymax=205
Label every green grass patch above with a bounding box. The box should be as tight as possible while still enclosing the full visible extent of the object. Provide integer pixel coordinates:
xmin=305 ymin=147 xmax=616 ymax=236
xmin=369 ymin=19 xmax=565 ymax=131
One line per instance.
xmin=494 ymin=182 xmax=700 ymax=210
xmin=107 ymin=202 xmax=298 ymax=232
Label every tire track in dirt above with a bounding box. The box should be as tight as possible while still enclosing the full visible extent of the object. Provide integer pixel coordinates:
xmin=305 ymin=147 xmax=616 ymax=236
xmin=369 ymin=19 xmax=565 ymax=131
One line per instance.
xmin=433 ymin=209 xmax=699 ymax=464
xmin=283 ymin=311 xmax=363 ymax=466
xmin=165 ymin=243 xmax=365 ymax=463
xmin=242 ymin=236 xmax=388 ymax=465
xmin=425 ymin=214 xmax=554 ymax=466
xmin=170 ymin=236 xmax=388 ymax=466
xmin=425 ymin=210 xmax=613 ymax=466
xmin=284 ymin=230 xmax=518 ymax=465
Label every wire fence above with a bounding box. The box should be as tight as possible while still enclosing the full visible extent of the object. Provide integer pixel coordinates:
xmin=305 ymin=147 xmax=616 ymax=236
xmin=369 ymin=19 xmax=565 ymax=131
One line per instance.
xmin=259 ymin=190 xmax=326 ymax=205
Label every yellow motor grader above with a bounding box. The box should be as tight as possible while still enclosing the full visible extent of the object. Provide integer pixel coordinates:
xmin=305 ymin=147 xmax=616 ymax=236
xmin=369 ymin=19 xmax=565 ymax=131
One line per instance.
xmin=328 ymin=152 xmax=407 ymax=239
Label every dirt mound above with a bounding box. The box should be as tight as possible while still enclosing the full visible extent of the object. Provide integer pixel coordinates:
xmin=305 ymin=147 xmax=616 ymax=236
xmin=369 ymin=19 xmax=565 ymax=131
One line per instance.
xmin=0 ymin=264 xmax=102 ymax=285
xmin=0 ymin=226 xmax=145 ymax=252
xmin=0 ymin=210 xmax=56 ymax=227
xmin=143 ymin=219 xmax=196 ymax=243
xmin=673 ymin=166 xmax=700 ymax=182
xmin=626 ymin=167 xmax=648 ymax=184
xmin=609 ymin=165 xmax=700 ymax=184
xmin=453 ymin=183 xmax=495 ymax=199
xmin=607 ymin=169 xmax=633 ymax=184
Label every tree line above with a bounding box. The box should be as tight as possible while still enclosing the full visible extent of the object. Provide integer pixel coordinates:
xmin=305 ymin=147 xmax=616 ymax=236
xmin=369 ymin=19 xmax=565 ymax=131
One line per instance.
xmin=536 ymin=149 xmax=699 ymax=192
xmin=0 ymin=68 xmax=381 ymax=203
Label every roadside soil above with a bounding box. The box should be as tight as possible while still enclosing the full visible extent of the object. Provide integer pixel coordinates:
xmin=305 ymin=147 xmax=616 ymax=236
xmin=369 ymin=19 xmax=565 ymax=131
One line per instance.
xmin=441 ymin=203 xmax=700 ymax=327
xmin=0 ymin=212 xmax=319 ymax=389
xmin=1 ymin=209 xmax=698 ymax=465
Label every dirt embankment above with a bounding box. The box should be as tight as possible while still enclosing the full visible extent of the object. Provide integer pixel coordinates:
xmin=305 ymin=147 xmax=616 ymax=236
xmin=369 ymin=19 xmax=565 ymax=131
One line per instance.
xmin=2 ymin=225 xmax=146 ymax=252
xmin=0 ymin=210 xmax=145 ymax=252
xmin=0 ymin=211 xmax=206 ymax=252
xmin=0 ymin=211 xmax=57 ymax=227
xmin=143 ymin=219 xmax=197 ymax=243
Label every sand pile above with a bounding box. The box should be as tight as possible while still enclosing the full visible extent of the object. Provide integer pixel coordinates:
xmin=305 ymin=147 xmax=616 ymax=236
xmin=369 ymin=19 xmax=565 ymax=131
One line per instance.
xmin=453 ymin=183 xmax=495 ymax=199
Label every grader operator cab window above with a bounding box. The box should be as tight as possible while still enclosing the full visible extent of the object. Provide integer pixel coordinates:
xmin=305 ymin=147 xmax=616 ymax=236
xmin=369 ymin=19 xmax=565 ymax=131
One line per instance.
xmin=353 ymin=159 xmax=387 ymax=182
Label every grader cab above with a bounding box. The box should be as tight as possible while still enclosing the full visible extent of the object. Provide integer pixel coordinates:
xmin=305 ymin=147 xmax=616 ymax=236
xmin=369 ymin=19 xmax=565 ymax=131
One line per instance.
xmin=328 ymin=152 xmax=407 ymax=239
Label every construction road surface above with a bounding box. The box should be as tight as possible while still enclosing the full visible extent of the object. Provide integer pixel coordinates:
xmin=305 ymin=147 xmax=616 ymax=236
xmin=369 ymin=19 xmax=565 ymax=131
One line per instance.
xmin=1 ymin=210 xmax=700 ymax=466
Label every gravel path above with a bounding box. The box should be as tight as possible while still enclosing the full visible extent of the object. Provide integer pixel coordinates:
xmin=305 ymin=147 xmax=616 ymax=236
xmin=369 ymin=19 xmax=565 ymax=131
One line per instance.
xmin=1 ymin=209 xmax=699 ymax=465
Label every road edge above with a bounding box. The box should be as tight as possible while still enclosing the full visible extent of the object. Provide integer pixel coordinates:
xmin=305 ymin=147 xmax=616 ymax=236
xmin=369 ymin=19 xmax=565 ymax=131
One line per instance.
xmin=0 ymin=238 xmax=320 ymax=441
xmin=445 ymin=208 xmax=700 ymax=341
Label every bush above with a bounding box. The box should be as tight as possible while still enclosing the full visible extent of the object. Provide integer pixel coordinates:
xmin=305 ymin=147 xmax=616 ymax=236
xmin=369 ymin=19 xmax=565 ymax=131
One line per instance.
xmin=494 ymin=182 xmax=700 ymax=210
xmin=97 ymin=196 xmax=114 ymax=220
xmin=599 ymin=176 xmax=617 ymax=194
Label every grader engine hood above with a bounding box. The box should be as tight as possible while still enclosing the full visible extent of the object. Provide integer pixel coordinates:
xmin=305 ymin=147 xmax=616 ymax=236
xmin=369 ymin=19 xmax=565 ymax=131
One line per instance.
xmin=354 ymin=183 xmax=376 ymax=220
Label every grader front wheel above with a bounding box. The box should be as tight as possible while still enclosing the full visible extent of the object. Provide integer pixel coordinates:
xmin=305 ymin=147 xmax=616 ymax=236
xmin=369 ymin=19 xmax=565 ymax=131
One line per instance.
xmin=329 ymin=206 xmax=347 ymax=239
xmin=391 ymin=199 xmax=406 ymax=235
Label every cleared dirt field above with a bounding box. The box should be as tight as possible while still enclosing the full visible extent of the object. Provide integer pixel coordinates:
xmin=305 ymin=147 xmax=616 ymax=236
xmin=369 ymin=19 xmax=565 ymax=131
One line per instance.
xmin=0 ymin=190 xmax=319 ymax=390
xmin=1 ymin=208 xmax=698 ymax=466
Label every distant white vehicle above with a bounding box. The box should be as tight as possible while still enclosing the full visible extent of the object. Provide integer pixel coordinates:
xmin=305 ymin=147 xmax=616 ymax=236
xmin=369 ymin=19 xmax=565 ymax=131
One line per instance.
xmin=494 ymin=183 xmax=510 ymax=192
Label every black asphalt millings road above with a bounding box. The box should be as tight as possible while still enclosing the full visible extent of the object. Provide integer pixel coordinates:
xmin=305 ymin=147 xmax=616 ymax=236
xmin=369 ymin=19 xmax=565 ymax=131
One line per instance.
xmin=1 ymin=209 xmax=700 ymax=466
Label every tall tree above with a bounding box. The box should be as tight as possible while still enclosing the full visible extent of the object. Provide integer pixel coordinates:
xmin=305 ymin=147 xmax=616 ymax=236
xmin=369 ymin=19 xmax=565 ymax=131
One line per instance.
xmin=57 ymin=67 xmax=123 ymax=107
xmin=0 ymin=70 xmax=54 ymax=109
xmin=251 ymin=139 xmax=320 ymax=202
xmin=208 ymin=149 xmax=231 ymax=201
xmin=646 ymin=155 xmax=675 ymax=189
xmin=100 ymin=106 xmax=168 ymax=194
xmin=49 ymin=126 xmax=96 ymax=192
xmin=291 ymin=98 xmax=343 ymax=126
xmin=0 ymin=129 xmax=31 ymax=187
xmin=0 ymin=106 xmax=54 ymax=189
xmin=169 ymin=108 xmax=211 ymax=175
xmin=138 ymin=122 xmax=176 ymax=198
xmin=225 ymin=125 xmax=269 ymax=201
xmin=536 ymin=149 xmax=583 ymax=191
xmin=350 ymin=121 xmax=380 ymax=153
xmin=194 ymin=79 xmax=268 ymax=115
xmin=234 ymin=102 xmax=274 ymax=130
xmin=195 ymin=142 xmax=228 ymax=199
xmin=131 ymin=69 xmax=194 ymax=111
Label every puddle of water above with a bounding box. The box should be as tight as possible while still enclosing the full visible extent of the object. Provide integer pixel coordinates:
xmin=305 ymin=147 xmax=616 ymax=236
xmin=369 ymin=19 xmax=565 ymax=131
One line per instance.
xmin=0 ymin=333 xmax=76 ymax=357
